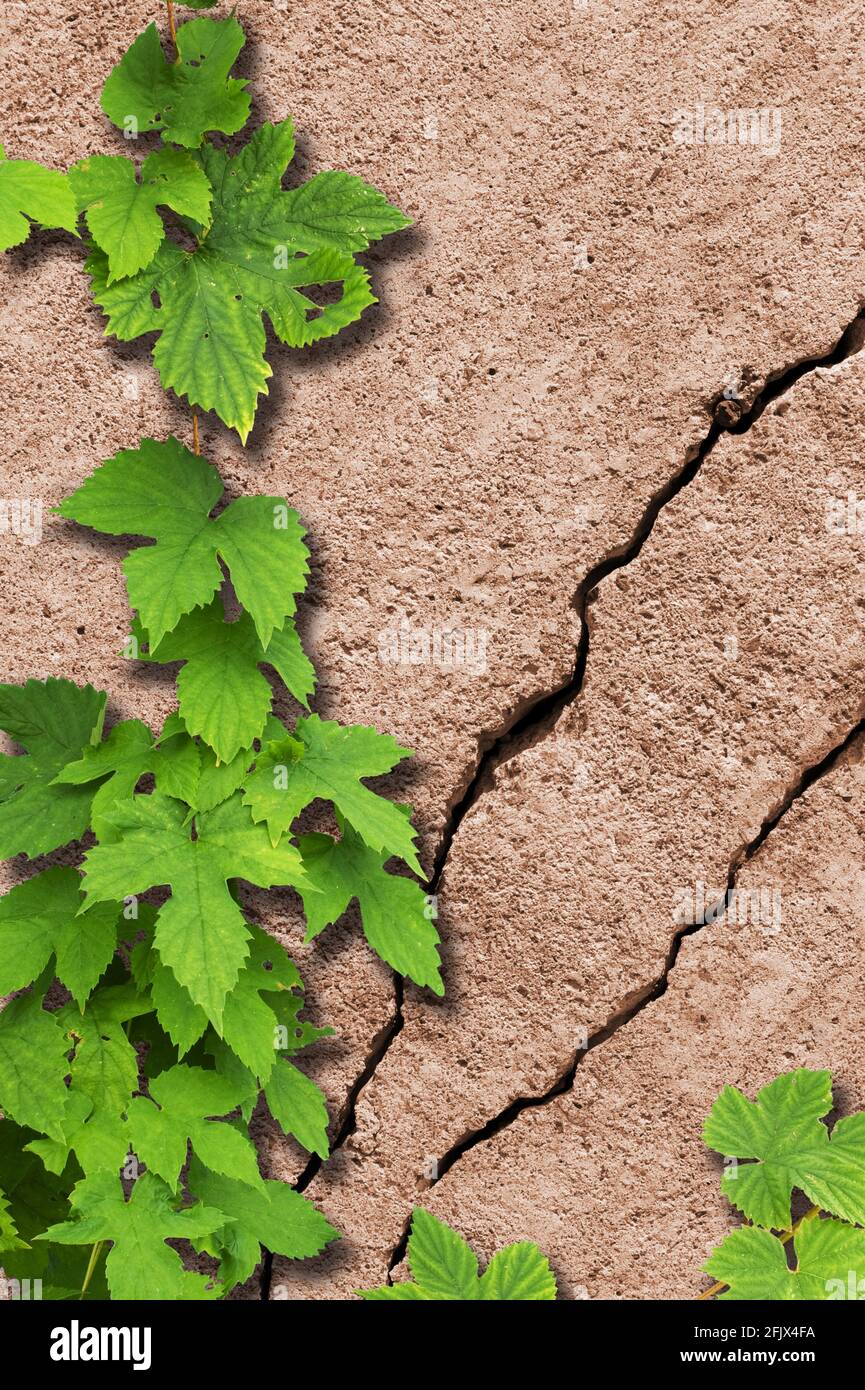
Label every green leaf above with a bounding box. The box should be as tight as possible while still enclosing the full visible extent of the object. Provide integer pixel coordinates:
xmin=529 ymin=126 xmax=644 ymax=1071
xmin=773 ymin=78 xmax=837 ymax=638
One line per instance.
xmin=704 ymin=1069 xmax=865 ymax=1229
xmin=0 ymin=866 xmax=119 ymax=1005
xmin=25 ymin=1089 xmax=129 ymax=1179
xmin=0 ymin=679 xmax=106 ymax=858
xmin=86 ymin=117 xmax=409 ymax=440
xmin=244 ymin=714 xmax=419 ymax=872
xmin=60 ymin=984 xmax=152 ymax=1127
xmin=69 ymin=150 xmax=212 ymax=282
xmin=298 ymin=817 xmax=441 ymax=992
xmin=479 ymin=1242 xmax=557 ymax=1300
xmin=0 ymin=143 xmax=77 ymax=251
xmin=0 ymin=1185 xmax=27 ymax=1252
xmin=0 ymin=993 xmax=71 ymax=1142
xmin=59 ymin=437 xmax=310 ymax=648
xmin=54 ymin=714 xmax=200 ymax=835
xmin=359 ymin=1209 xmax=557 ymax=1301
xmin=100 ymin=17 xmax=251 ymax=149
xmin=264 ymin=1058 xmax=330 ymax=1158
xmin=137 ymin=603 xmax=315 ymax=763
xmin=218 ymin=925 xmax=303 ymax=1083
xmin=128 ymin=1064 xmax=263 ymax=1192
xmin=706 ymin=1213 xmax=865 ymax=1300
xmin=406 ymin=1207 xmax=479 ymax=1298
xmin=0 ymin=1119 xmax=109 ymax=1299
xmin=39 ymin=1170 xmax=227 ymax=1300
xmin=80 ymin=791 xmax=309 ymax=1027
xmin=188 ymin=1156 xmax=338 ymax=1291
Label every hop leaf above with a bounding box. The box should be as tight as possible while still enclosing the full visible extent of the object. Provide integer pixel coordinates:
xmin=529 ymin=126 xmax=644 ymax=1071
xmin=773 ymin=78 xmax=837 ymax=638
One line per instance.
xmin=85 ymin=119 xmax=410 ymax=440
xmin=0 ymin=144 xmax=77 ymax=251
xmin=264 ymin=1058 xmax=330 ymax=1159
xmin=0 ymin=679 xmax=107 ymax=858
xmin=100 ymin=18 xmax=251 ymax=149
xmin=59 ymin=983 xmax=153 ymax=1129
xmin=0 ymin=992 xmax=71 ymax=1143
xmin=136 ymin=603 xmax=315 ymax=764
xmin=127 ymin=1064 xmax=264 ymax=1193
xmin=298 ymin=815 xmax=441 ymax=993
xmin=705 ymin=1213 xmax=865 ymax=1300
xmin=39 ymin=1171 xmax=228 ymax=1300
xmin=0 ymin=866 xmax=120 ymax=1006
xmin=59 ymin=437 xmax=310 ymax=648
xmin=359 ymin=1209 xmax=557 ymax=1301
xmin=0 ymin=1186 xmax=27 ymax=1253
xmin=244 ymin=714 xmax=420 ymax=871
xmin=69 ymin=150 xmax=212 ymax=282
xmin=188 ymin=1157 xmax=338 ymax=1291
xmin=25 ymin=1089 xmax=129 ymax=1179
xmin=703 ymin=1069 xmax=865 ymax=1229
xmin=0 ymin=1119 xmax=109 ymax=1298
xmin=80 ymin=791 xmax=309 ymax=1027
xmin=53 ymin=714 xmax=199 ymax=836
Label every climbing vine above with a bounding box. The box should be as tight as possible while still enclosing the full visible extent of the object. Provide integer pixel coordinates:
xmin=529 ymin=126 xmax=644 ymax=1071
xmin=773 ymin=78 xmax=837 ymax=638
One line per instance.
xmin=0 ymin=2 xmax=435 ymax=1299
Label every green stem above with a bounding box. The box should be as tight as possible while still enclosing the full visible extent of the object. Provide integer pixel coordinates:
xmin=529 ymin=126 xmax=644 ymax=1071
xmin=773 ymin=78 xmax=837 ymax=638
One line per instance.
xmin=80 ymin=1240 xmax=104 ymax=1299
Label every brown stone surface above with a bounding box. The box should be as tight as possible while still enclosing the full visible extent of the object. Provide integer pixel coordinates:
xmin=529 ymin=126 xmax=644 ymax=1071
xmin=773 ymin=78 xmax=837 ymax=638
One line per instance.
xmin=0 ymin=0 xmax=864 ymax=1299
xmin=404 ymin=733 xmax=865 ymax=1300
xmin=274 ymin=346 xmax=865 ymax=1296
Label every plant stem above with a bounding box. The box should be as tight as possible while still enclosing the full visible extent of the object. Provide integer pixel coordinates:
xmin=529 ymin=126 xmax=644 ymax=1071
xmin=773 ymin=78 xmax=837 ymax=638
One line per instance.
xmin=166 ymin=0 xmax=178 ymax=55
xmin=192 ymin=409 xmax=200 ymax=455
xmin=80 ymin=1240 xmax=104 ymax=1298
xmin=696 ymin=1205 xmax=820 ymax=1300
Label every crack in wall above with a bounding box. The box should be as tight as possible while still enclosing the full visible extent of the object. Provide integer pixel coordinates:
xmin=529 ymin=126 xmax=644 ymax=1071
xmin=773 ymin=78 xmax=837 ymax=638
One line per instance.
xmin=384 ymin=714 xmax=865 ymax=1279
xmin=259 ymin=302 xmax=865 ymax=1299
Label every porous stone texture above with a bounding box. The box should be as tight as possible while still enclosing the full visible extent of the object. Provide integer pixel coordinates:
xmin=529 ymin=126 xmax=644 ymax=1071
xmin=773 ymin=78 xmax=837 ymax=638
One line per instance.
xmin=402 ymin=732 xmax=865 ymax=1300
xmin=273 ymin=348 xmax=865 ymax=1296
xmin=1 ymin=0 xmax=864 ymax=1299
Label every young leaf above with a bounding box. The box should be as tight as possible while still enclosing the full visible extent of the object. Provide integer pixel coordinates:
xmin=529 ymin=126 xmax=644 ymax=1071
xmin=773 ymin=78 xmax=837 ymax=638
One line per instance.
xmin=86 ymin=118 xmax=409 ymax=440
xmin=136 ymin=604 xmax=315 ymax=763
xmin=478 ymin=1241 xmax=559 ymax=1300
xmin=358 ymin=1209 xmax=558 ymax=1301
xmin=188 ymin=1156 xmax=338 ymax=1291
xmin=39 ymin=1170 xmax=228 ymax=1300
xmin=53 ymin=714 xmax=200 ymax=835
xmin=243 ymin=714 xmax=420 ymax=872
xmin=127 ymin=1064 xmax=264 ymax=1193
xmin=298 ymin=817 xmax=441 ymax=993
xmin=25 ymin=1089 xmax=129 ymax=1179
xmin=100 ymin=18 xmax=251 ymax=149
xmin=0 ymin=866 xmax=120 ymax=1005
xmin=0 ymin=992 xmax=71 ymax=1142
xmin=264 ymin=1059 xmax=330 ymax=1159
xmin=59 ymin=438 xmax=310 ymax=648
xmin=60 ymin=983 xmax=153 ymax=1127
xmin=0 ymin=144 xmax=77 ymax=250
xmin=218 ymin=925 xmax=305 ymax=1084
xmin=69 ymin=150 xmax=212 ymax=282
xmin=0 ymin=678 xmax=106 ymax=858
xmin=703 ymin=1069 xmax=865 ymax=1229
xmin=705 ymin=1213 xmax=865 ymax=1301
xmin=80 ymin=791 xmax=310 ymax=1026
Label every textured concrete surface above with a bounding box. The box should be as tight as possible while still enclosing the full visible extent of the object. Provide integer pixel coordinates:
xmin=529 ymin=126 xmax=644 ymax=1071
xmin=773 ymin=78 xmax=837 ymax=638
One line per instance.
xmin=406 ymin=733 xmax=865 ymax=1300
xmin=0 ymin=0 xmax=864 ymax=1299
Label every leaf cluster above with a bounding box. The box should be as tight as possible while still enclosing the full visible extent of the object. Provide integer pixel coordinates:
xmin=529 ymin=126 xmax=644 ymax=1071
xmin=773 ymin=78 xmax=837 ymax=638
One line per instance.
xmin=703 ymin=1069 xmax=865 ymax=1300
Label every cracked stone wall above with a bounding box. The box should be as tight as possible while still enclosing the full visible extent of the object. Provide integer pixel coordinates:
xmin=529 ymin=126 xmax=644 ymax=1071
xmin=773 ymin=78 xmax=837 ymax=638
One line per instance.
xmin=1 ymin=0 xmax=864 ymax=1301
